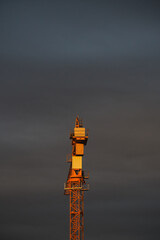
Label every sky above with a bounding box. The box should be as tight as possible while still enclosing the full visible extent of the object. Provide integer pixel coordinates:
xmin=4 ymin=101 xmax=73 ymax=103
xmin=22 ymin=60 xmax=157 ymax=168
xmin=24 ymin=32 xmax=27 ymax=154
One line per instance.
xmin=0 ymin=0 xmax=160 ymax=239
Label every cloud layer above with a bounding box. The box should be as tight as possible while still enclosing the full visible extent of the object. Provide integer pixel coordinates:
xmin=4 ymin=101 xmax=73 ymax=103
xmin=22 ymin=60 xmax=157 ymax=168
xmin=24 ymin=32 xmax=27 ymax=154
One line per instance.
xmin=0 ymin=1 xmax=160 ymax=239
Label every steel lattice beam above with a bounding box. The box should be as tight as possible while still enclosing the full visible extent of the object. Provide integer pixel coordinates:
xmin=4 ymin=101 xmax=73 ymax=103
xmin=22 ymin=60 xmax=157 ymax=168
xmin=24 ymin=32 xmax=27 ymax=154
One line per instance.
xmin=64 ymin=117 xmax=89 ymax=240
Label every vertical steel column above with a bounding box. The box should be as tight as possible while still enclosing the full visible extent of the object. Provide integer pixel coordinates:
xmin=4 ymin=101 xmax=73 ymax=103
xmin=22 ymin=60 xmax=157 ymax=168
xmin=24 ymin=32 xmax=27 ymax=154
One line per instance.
xmin=64 ymin=117 xmax=89 ymax=240
xmin=81 ymin=191 xmax=84 ymax=240
xmin=70 ymin=182 xmax=82 ymax=240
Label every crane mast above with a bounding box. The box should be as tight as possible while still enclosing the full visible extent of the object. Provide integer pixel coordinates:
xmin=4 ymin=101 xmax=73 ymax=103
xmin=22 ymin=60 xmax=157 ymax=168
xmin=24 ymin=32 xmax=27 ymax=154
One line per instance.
xmin=64 ymin=116 xmax=89 ymax=240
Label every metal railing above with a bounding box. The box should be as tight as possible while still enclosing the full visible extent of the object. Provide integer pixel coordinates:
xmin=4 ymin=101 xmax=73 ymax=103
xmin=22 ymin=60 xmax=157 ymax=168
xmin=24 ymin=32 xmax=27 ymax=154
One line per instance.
xmin=64 ymin=183 xmax=89 ymax=191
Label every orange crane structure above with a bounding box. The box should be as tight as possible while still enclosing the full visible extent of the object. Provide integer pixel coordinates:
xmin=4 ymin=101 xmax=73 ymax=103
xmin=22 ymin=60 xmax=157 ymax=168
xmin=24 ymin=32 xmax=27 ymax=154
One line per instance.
xmin=64 ymin=116 xmax=89 ymax=240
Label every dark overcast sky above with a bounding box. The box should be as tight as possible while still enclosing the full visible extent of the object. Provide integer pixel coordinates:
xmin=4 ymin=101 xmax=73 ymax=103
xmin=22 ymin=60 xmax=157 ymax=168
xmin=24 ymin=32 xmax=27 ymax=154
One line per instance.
xmin=0 ymin=1 xmax=160 ymax=240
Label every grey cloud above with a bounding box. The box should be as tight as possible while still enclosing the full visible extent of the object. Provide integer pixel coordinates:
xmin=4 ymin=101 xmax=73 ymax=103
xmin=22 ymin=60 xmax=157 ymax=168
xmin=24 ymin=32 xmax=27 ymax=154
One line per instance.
xmin=1 ymin=1 xmax=160 ymax=61
xmin=0 ymin=1 xmax=160 ymax=239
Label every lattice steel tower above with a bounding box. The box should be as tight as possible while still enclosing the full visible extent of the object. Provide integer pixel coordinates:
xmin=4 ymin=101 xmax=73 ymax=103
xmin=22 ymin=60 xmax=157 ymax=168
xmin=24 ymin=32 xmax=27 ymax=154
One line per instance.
xmin=64 ymin=116 xmax=89 ymax=240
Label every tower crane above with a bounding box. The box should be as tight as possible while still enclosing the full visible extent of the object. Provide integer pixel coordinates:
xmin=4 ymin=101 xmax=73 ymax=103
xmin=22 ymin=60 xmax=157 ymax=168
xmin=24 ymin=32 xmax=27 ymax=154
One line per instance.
xmin=64 ymin=116 xmax=89 ymax=240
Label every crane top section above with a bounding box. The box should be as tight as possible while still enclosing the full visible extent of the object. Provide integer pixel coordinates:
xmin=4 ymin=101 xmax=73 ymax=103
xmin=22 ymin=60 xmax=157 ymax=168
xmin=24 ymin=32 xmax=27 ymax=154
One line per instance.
xmin=64 ymin=116 xmax=89 ymax=194
xmin=70 ymin=116 xmax=88 ymax=146
xmin=75 ymin=116 xmax=83 ymax=128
